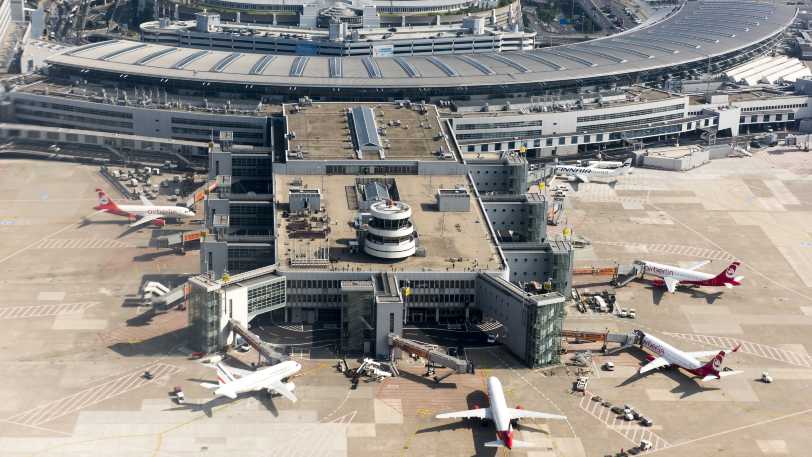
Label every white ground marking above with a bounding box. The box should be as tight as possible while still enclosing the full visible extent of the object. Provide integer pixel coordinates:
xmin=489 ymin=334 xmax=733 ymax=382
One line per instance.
xmin=577 ymin=391 xmax=671 ymax=451
xmin=662 ymin=333 xmax=812 ymax=368
xmin=4 ymin=363 xmax=180 ymax=427
xmin=592 ymin=241 xmax=735 ymax=261
xmin=29 ymin=238 xmax=136 ymax=249
xmin=0 ymin=302 xmax=97 ymax=320
xmin=647 ymin=408 xmax=812 ymax=455
xmin=0 ymin=209 xmax=113 ymax=265
xmin=648 ymin=203 xmax=812 ymax=304
xmin=278 ymin=324 xmax=305 ymax=332
xmin=37 ymin=291 xmax=66 ymax=301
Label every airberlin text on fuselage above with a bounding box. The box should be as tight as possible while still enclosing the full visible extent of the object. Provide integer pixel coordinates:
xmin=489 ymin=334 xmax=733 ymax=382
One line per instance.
xmin=645 ymin=265 xmax=677 ymax=276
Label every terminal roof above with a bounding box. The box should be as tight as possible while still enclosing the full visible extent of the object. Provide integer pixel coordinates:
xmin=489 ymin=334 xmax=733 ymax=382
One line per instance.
xmin=45 ymin=1 xmax=795 ymax=90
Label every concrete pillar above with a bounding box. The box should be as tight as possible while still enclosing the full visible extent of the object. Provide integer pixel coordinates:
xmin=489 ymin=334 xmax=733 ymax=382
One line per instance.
xmin=435 ymin=308 xmax=440 ymax=323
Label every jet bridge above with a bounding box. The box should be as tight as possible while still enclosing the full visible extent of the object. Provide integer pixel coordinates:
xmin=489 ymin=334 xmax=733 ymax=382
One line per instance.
xmin=228 ymin=319 xmax=288 ymax=365
xmin=561 ymin=329 xmax=639 ymax=354
xmin=388 ymin=334 xmax=470 ymax=375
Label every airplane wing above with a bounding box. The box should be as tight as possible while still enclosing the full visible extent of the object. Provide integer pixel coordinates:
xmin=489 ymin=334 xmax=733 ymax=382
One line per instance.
xmin=436 ymin=407 xmax=491 ymax=420
xmin=663 ymin=276 xmax=679 ymax=293
xmin=506 ymin=408 xmax=567 ymax=421
xmin=685 ymin=350 xmax=726 ymax=359
xmin=574 ymin=174 xmax=590 ymax=183
xmin=639 ymin=356 xmax=671 ymax=374
xmin=702 ymin=371 xmax=743 ymax=382
xmin=267 ymin=380 xmax=297 ymax=402
xmin=130 ymin=213 xmax=163 ymax=228
xmin=140 ymin=194 xmax=154 ymax=206
xmin=684 ymin=260 xmax=710 ymax=271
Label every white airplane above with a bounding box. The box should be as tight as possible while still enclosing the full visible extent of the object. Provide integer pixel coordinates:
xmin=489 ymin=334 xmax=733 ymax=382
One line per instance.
xmin=435 ymin=376 xmax=566 ymax=449
xmin=635 ymin=330 xmax=742 ymax=381
xmin=637 ymin=260 xmax=743 ymax=293
xmin=201 ymin=360 xmax=301 ymax=401
xmin=94 ymin=188 xmax=195 ymax=228
xmin=552 ymin=158 xmax=632 ymax=183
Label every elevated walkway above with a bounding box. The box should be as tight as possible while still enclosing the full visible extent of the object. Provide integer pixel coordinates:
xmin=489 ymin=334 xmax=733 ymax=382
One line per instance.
xmin=561 ymin=329 xmax=639 ymax=353
xmin=228 ymin=318 xmax=288 ymax=364
xmin=388 ymin=334 xmax=470 ymax=374
xmin=610 ymin=263 xmax=643 ymax=288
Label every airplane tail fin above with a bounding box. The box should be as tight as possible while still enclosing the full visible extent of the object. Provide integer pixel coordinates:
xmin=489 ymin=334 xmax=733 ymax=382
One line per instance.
xmin=709 ymin=261 xmax=742 ymax=287
xmin=94 ymin=188 xmax=120 ymax=212
xmin=697 ymin=346 xmax=738 ymax=380
xmin=484 ymin=439 xmax=535 ymax=449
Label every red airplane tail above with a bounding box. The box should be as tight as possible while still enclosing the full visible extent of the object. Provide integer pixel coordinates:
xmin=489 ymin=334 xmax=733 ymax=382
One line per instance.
xmin=704 ymin=261 xmax=742 ymax=287
xmin=694 ymin=350 xmax=727 ymax=380
xmin=94 ymin=188 xmax=120 ymax=212
xmin=693 ymin=344 xmax=740 ymax=380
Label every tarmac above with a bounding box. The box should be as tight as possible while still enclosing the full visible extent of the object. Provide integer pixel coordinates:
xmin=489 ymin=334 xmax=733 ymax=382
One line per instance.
xmin=1 ymin=153 xmax=812 ymax=456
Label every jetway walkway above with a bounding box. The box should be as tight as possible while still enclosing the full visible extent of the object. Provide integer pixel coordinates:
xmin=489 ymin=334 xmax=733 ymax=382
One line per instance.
xmin=561 ymin=329 xmax=639 ymax=353
xmin=185 ymin=180 xmax=219 ymax=208
xmin=388 ymin=334 xmax=470 ymax=374
xmin=228 ymin=319 xmax=288 ymax=364
xmin=611 ymin=262 xmax=643 ymax=288
xmin=145 ymin=282 xmax=189 ymax=312
xmin=158 ymin=230 xmax=208 ymax=252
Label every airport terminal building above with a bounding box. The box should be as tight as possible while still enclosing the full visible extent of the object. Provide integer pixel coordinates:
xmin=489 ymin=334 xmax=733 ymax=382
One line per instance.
xmin=0 ymin=0 xmax=803 ymax=367
xmin=188 ymin=101 xmax=571 ymax=367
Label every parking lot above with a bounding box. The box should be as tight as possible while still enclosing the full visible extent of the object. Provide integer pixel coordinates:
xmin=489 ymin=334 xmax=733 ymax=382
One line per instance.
xmin=2 ymin=153 xmax=812 ymax=456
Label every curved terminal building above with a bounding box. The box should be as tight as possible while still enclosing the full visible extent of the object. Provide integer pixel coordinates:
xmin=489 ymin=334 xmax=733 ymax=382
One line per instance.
xmin=44 ymin=1 xmax=796 ymax=99
xmin=363 ymin=200 xmax=417 ymax=259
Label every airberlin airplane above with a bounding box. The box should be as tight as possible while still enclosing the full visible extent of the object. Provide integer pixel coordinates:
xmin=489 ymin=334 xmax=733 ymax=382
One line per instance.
xmin=93 ymin=188 xmax=195 ymax=228
xmin=637 ymin=260 xmax=743 ymax=293
xmin=635 ymin=330 xmax=742 ymax=381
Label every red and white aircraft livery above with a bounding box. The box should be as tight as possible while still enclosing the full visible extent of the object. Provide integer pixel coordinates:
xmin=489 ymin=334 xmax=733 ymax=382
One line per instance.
xmin=637 ymin=259 xmax=743 ymax=293
xmin=94 ymin=188 xmax=195 ymax=228
xmin=435 ymin=376 xmax=566 ymax=449
xmin=636 ymin=330 xmax=742 ymax=381
xmin=201 ymin=360 xmax=301 ymax=401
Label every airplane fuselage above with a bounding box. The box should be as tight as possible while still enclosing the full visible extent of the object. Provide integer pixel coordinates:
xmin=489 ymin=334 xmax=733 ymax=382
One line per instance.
xmin=114 ymin=204 xmax=194 ymax=219
xmin=554 ymin=165 xmax=624 ymax=179
xmin=487 ymin=376 xmax=515 ymax=448
xmin=641 ymin=261 xmax=714 ymax=285
xmin=640 ymin=332 xmax=703 ymax=372
xmin=214 ymin=360 xmax=301 ymax=398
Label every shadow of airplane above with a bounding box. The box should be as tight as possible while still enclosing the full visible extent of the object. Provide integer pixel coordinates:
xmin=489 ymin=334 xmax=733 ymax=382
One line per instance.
xmin=78 ymin=218 xmax=129 ymax=228
xmin=133 ymin=250 xmax=177 ymax=262
xmin=687 ymin=288 xmax=724 ymax=304
xmin=643 ymin=279 xmax=726 ymax=305
xmin=164 ymin=395 xmax=231 ymax=418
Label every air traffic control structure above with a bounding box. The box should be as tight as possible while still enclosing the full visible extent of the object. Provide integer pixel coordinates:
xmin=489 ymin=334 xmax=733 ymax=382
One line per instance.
xmin=187 ymin=100 xmax=571 ymax=368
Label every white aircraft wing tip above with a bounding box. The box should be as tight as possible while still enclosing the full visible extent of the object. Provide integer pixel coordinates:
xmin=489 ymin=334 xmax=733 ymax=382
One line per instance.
xmin=509 ymin=440 xmax=536 ymax=448
xmin=483 ymin=440 xmax=504 ymax=448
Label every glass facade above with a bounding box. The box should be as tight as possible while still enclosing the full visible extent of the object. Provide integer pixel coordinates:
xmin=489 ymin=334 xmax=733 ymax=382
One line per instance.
xmin=247 ymin=277 xmax=287 ymax=318
xmin=188 ymin=284 xmax=222 ymax=353
xmin=526 ymin=297 xmax=565 ymax=368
